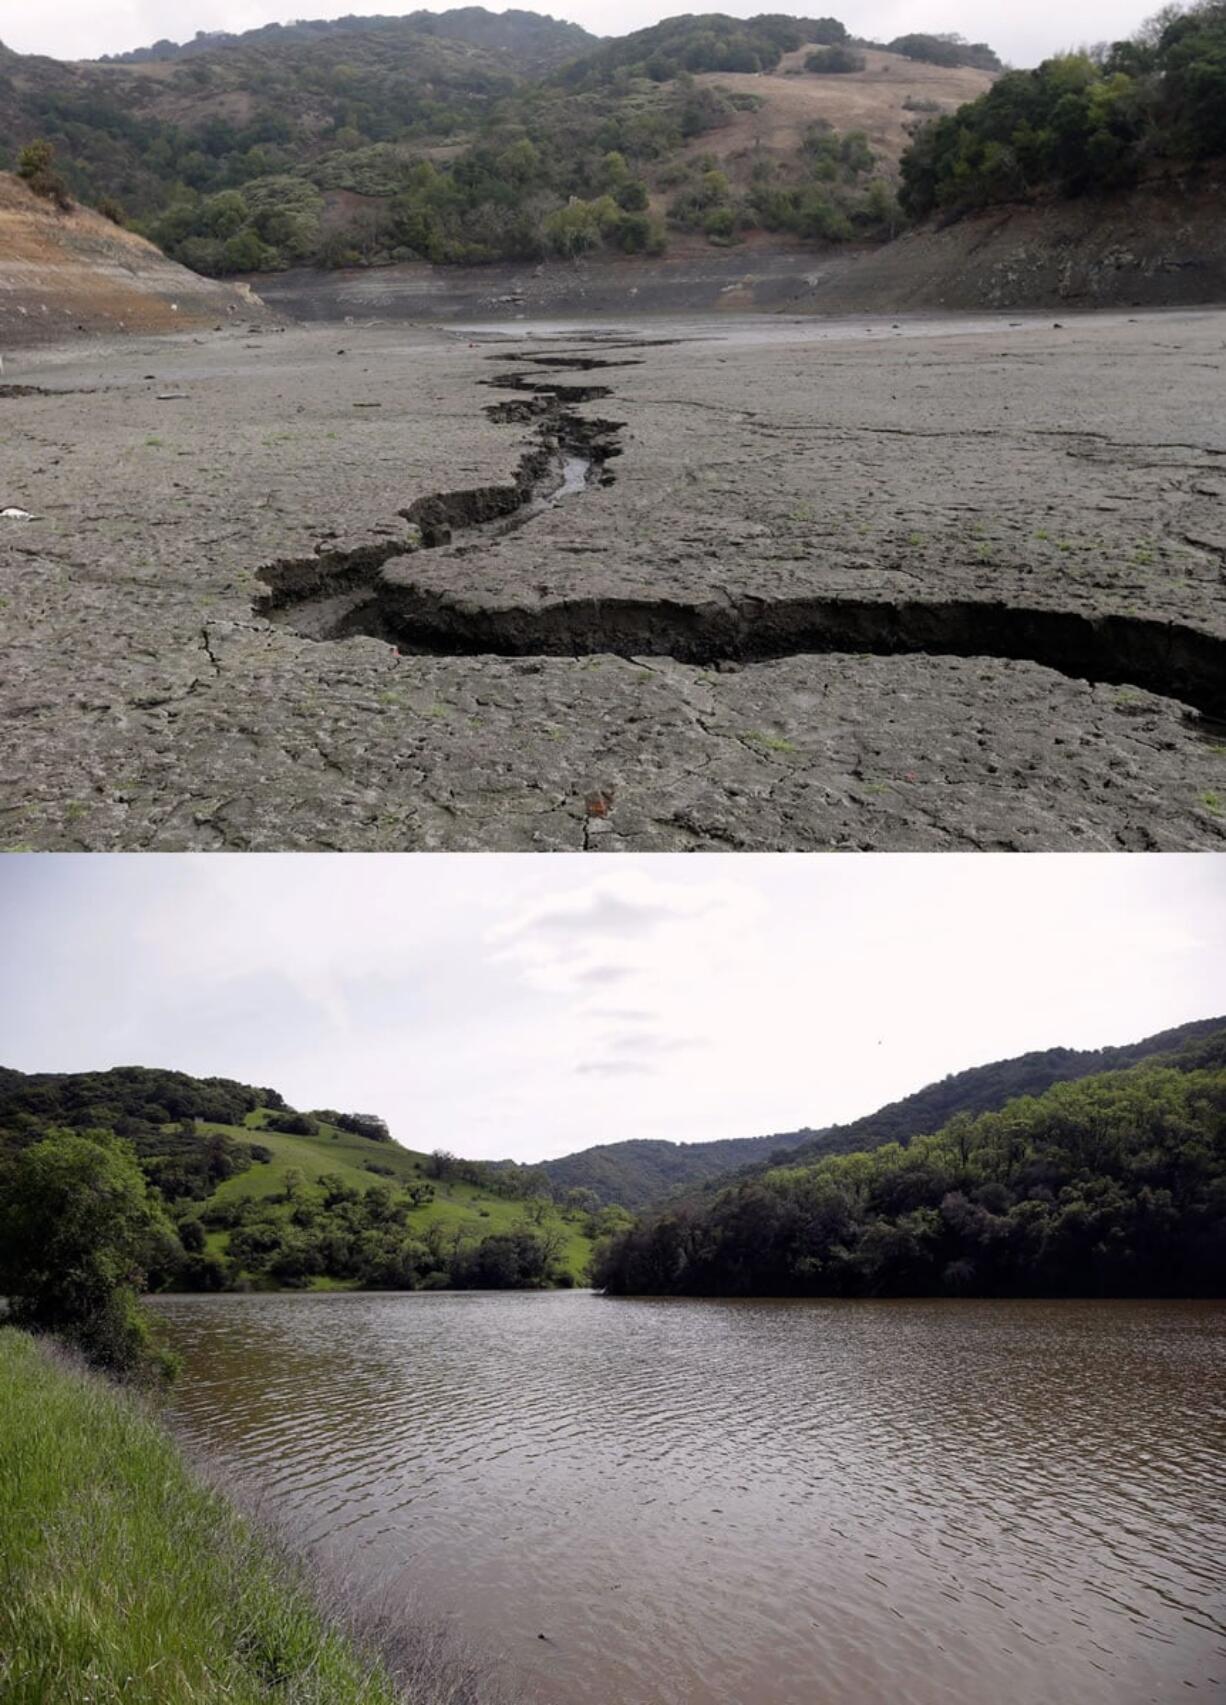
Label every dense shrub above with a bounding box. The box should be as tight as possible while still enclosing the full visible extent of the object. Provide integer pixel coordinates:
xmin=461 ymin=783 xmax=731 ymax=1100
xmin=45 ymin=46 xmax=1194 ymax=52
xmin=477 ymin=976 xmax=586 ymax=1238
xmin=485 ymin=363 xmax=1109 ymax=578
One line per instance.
xmin=887 ymin=32 xmax=1002 ymax=71
xmin=0 ymin=1130 xmax=178 ymax=1382
xmin=16 ymin=139 xmax=72 ymax=209
xmin=899 ymin=3 xmax=1226 ymax=216
xmin=806 ymin=46 xmax=866 ymax=74
xmin=594 ymin=1043 xmax=1226 ymax=1299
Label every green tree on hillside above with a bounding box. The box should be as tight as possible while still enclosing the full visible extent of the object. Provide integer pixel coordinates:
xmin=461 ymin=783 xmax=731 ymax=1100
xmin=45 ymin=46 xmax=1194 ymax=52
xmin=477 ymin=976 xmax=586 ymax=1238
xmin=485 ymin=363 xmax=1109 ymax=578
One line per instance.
xmin=15 ymin=139 xmax=72 ymax=209
xmin=899 ymin=1 xmax=1226 ymax=216
xmin=0 ymin=1129 xmax=177 ymax=1381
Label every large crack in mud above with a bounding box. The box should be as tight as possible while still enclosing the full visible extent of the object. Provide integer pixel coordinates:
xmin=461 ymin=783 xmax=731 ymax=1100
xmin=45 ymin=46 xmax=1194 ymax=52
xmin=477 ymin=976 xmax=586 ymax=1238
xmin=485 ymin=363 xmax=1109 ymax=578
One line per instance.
xmin=255 ymin=363 xmax=624 ymax=638
xmin=251 ymin=358 xmax=1226 ymax=721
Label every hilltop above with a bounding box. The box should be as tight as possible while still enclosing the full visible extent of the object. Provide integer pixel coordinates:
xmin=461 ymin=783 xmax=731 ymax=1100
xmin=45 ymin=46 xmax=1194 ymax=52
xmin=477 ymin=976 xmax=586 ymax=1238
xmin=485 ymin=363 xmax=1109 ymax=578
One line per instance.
xmin=0 ymin=10 xmax=995 ymax=275
xmin=536 ymin=1014 xmax=1226 ymax=1207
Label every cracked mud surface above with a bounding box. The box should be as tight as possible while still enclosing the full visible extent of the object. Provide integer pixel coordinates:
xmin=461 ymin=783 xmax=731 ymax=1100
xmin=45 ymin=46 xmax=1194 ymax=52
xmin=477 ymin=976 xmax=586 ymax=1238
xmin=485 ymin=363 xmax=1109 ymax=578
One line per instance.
xmin=2 ymin=310 xmax=1225 ymax=850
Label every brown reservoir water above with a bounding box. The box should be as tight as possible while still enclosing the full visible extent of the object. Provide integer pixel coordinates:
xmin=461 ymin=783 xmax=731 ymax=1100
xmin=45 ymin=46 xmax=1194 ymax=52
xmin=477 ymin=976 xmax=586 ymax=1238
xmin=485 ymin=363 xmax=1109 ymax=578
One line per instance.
xmin=153 ymin=1293 xmax=1226 ymax=1705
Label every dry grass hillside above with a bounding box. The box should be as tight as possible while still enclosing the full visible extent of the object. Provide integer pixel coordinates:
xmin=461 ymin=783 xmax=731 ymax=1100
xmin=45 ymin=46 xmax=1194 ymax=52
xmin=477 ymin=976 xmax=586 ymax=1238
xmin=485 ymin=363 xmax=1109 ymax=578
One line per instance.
xmin=688 ymin=47 xmax=995 ymax=183
xmin=0 ymin=173 xmax=262 ymax=346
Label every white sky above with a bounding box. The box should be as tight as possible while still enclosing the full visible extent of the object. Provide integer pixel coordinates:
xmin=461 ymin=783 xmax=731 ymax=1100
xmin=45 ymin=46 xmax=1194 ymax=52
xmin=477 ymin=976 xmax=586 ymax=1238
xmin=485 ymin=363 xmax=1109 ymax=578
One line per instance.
xmin=1 ymin=855 xmax=1221 ymax=1164
xmin=4 ymin=0 xmax=1159 ymax=68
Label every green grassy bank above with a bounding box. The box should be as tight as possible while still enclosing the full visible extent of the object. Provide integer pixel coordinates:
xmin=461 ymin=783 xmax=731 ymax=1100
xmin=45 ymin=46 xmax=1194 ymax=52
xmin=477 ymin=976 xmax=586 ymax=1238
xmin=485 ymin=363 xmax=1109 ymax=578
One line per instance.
xmin=0 ymin=1327 xmax=407 ymax=1704
xmin=198 ymin=1111 xmax=595 ymax=1286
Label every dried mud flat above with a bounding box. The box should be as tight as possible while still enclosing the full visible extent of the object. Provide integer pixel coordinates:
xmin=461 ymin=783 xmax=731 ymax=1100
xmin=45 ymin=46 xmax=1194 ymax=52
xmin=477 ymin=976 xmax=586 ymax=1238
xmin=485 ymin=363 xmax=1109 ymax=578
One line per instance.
xmin=2 ymin=309 xmax=1225 ymax=851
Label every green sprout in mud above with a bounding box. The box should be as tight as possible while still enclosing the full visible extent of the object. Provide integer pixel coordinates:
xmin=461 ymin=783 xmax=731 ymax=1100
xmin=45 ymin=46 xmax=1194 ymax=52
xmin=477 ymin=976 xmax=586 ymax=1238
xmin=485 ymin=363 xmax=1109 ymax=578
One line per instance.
xmin=746 ymin=730 xmax=796 ymax=753
xmin=1034 ymin=529 xmax=1050 ymax=542
xmin=1201 ymin=792 xmax=1223 ymax=816
xmin=144 ymin=436 xmax=163 ymax=448
xmin=1133 ymin=547 xmax=1155 ymax=566
xmin=907 ymin=532 xmax=923 ymax=547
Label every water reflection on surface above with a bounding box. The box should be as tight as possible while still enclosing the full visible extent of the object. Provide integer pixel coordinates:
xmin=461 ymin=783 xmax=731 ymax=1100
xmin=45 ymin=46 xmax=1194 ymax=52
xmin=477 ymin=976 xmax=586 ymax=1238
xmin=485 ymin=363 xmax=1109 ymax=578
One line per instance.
xmin=153 ymin=1292 xmax=1226 ymax=1705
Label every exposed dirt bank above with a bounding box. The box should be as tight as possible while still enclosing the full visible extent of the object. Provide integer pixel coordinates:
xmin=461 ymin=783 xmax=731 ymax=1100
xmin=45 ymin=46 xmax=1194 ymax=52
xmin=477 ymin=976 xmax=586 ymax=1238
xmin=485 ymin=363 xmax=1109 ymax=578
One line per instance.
xmin=252 ymin=176 xmax=1226 ymax=323
xmin=2 ymin=311 xmax=1224 ymax=851
xmin=0 ymin=173 xmax=266 ymax=347
xmin=803 ymin=175 xmax=1226 ymax=312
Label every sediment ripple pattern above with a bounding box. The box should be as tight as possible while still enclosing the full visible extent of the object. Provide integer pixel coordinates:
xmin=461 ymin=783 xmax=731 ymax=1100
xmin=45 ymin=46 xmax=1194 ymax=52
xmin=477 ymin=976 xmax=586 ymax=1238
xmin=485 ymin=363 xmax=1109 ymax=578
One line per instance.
xmin=154 ymin=1293 xmax=1226 ymax=1705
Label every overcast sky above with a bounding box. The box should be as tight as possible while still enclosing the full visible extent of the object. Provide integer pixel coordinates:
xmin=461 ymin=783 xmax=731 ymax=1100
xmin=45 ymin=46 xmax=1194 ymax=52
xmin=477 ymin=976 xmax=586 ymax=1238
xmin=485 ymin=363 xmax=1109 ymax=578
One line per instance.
xmin=7 ymin=0 xmax=1160 ymax=69
xmin=1 ymin=855 xmax=1221 ymax=1164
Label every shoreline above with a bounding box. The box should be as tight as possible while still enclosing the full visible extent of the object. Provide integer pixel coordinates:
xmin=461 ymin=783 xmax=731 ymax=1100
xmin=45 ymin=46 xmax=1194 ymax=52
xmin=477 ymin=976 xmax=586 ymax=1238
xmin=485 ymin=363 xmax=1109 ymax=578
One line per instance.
xmin=0 ymin=1325 xmax=506 ymax=1705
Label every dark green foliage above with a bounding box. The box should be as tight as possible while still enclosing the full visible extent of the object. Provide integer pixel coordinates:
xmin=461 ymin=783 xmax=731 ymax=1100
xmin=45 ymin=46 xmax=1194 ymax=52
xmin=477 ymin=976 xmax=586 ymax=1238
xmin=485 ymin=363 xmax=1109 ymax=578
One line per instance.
xmin=772 ymin=1014 xmax=1226 ymax=1168
xmin=15 ymin=139 xmax=72 ymax=208
xmin=0 ymin=1064 xmax=281 ymax=1131
xmin=537 ymin=1016 xmax=1226 ymax=1212
xmin=899 ymin=4 xmax=1226 ymax=216
xmin=208 ymin=1176 xmax=566 ymax=1290
xmin=539 ymin=1132 xmax=809 ymax=1209
xmin=100 ymin=9 xmax=596 ymax=73
xmin=453 ymin=1229 xmax=561 ymax=1287
xmin=261 ymin=1111 xmax=320 ymax=1137
xmin=556 ymin=14 xmax=810 ymax=86
xmin=594 ymin=1041 xmax=1226 ymax=1298
xmin=0 ymin=1066 xmax=294 ymax=1203
xmin=886 ymin=33 xmax=1002 ymax=72
xmin=141 ymin=1124 xmax=259 ymax=1203
xmin=0 ymin=1130 xmax=178 ymax=1381
xmin=805 ymin=46 xmax=866 ymax=74
xmin=309 ymin=1109 xmax=393 ymax=1142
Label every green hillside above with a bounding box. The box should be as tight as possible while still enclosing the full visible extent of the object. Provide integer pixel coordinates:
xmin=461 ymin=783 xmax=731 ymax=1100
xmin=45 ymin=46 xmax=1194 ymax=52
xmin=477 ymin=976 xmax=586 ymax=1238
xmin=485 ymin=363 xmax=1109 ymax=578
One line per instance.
xmin=0 ymin=1066 xmax=597 ymax=1291
xmin=538 ymin=1132 xmax=812 ymax=1210
xmin=594 ymin=1026 xmax=1226 ymax=1298
xmin=900 ymin=3 xmax=1226 ymax=217
xmin=195 ymin=1108 xmax=595 ymax=1284
xmin=535 ymin=1014 xmax=1226 ymax=1209
xmin=762 ymin=1013 xmax=1226 ymax=1170
xmin=1 ymin=7 xmax=980 ymax=271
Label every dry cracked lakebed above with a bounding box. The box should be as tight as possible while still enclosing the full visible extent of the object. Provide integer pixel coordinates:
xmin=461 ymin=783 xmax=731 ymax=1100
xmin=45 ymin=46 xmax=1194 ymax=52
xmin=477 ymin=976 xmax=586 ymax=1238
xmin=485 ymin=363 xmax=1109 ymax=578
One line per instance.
xmin=2 ymin=309 xmax=1225 ymax=850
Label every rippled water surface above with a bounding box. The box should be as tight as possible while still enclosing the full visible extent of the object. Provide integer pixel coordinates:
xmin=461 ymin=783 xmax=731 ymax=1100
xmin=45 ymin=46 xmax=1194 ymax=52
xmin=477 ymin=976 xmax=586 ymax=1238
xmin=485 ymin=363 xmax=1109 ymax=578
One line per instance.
xmin=155 ymin=1293 xmax=1226 ymax=1705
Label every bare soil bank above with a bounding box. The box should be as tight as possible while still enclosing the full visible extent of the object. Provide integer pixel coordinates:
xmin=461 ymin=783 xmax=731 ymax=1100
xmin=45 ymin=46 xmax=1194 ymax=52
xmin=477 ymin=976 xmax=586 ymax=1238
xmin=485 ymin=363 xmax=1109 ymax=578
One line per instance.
xmin=805 ymin=175 xmax=1226 ymax=313
xmin=2 ymin=311 xmax=1224 ymax=851
xmin=0 ymin=173 xmax=265 ymax=348
xmin=253 ymin=179 xmax=1226 ymax=324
